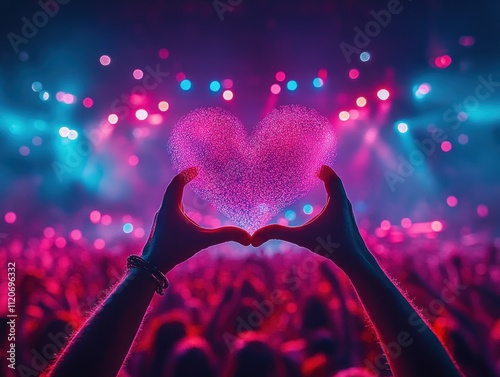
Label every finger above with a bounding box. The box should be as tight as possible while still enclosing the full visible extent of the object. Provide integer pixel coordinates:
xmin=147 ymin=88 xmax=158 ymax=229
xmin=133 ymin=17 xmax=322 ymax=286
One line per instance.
xmin=252 ymin=224 xmax=302 ymax=247
xmin=163 ymin=167 xmax=198 ymax=208
xmin=202 ymin=226 xmax=252 ymax=247
xmin=317 ymin=165 xmax=345 ymax=199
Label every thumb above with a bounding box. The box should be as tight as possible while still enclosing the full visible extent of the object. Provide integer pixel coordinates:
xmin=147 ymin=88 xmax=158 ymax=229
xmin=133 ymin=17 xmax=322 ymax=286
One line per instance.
xmin=203 ymin=226 xmax=252 ymax=247
xmin=252 ymin=224 xmax=302 ymax=247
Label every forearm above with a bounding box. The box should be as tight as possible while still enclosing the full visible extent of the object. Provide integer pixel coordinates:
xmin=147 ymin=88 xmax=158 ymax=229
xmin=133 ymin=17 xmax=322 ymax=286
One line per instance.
xmin=47 ymin=269 xmax=157 ymax=377
xmin=341 ymin=251 xmax=463 ymax=377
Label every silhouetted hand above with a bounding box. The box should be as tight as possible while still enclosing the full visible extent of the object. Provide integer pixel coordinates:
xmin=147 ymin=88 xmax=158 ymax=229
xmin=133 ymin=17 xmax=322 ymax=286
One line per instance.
xmin=142 ymin=167 xmax=252 ymax=273
xmin=252 ymin=165 xmax=376 ymax=274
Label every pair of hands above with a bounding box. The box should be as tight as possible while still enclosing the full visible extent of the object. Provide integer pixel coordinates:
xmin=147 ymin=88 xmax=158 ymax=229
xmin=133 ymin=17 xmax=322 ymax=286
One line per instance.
xmin=142 ymin=166 xmax=374 ymax=275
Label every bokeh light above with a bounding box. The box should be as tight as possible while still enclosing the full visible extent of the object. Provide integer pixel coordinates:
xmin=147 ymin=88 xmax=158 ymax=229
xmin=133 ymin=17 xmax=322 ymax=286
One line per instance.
xmin=312 ymin=77 xmax=324 ymax=88
xmin=377 ymin=89 xmax=390 ymax=101
xmin=285 ymin=210 xmax=296 ymax=221
xmin=83 ymin=97 xmax=93 ymax=108
xmin=133 ymin=69 xmax=144 ymax=80
xmin=136 ymin=109 xmax=148 ymax=120
xmin=477 ymin=204 xmax=488 ymax=217
xmin=70 ymin=229 xmax=82 ymax=241
xmin=94 ymin=238 xmax=105 ymax=249
xmin=339 ymin=111 xmax=350 ymax=121
xmin=380 ymin=220 xmax=391 ymax=230
xmin=68 ymin=130 xmax=78 ymax=140
xmin=5 ymin=212 xmax=16 ymax=224
xmin=158 ymin=48 xmax=169 ymax=59
xmin=158 ymin=101 xmax=169 ymax=111
xmin=59 ymin=127 xmax=70 ymax=137
xmin=286 ymin=80 xmax=298 ymax=91
xmin=397 ymin=122 xmax=409 ymax=133
xmin=99 ymin=55 xmax=111 ymax=66
xmin=447 ymin=196 xmax=458 ymax=207
xmin=128 ymin=155 xmax=139 ymax=166
xmin=180 ymin=79 xmax=192 ymax=90
xmin=222 ymin=90 xmax=233 ymax=101
xmin=441 ymin=141 xmax=452 ymax=152
xmin=431 ymin=221 xmax=443 ymax=232
xmin=356 ymin=96 xmax=367 ymax=107
xmin=270 ymin=84 xmax=281 ymax=94
xmin=275 ymin=71 xmax=286 ymax=82
xmin=210 ymin=81 xmax=221 ymax=92
xmin=349 ymin=69 xmax=360 ymax=80
xmin=434 ymin=55 xmax=452 ymax=68
xmin=90 ymin=210 xmax=101 ymax=223
xmin=123 ymin=223 xmax=134 ymax=234
xmin=360 ymin=52 xmax=371 ymax=62
xmin=108 ymin=114 xmax=118 ymax=124
xmin=31 ymin=81 xmax=42 ymax=92
xmin=303 ymin=204 xmax=313 ymax=215
xmin=222 ymin=79 xmax=233 ymax=89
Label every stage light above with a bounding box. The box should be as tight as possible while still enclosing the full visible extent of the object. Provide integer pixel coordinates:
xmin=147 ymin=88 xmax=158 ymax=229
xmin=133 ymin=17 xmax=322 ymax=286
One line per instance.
xmin=349 ymin=69 xmax=360 ymax=79
xmin=285 ymin=210 xmax=296 ymax=221
xmin=339 ymin=111 xmax=350 ymax=121
xmin=458 ymin=134 xmax=469 ymax=145
xmin=312 ymin=78 xmax=324 ymax=88
xmin=90 ymin=210 xmax=101 ymax=223
xmin=431 ymin=221 xmax=443 ymax=232
xmin=360 ymin=52 xmax=371 ymax=62
xmin=59 ymin=126 xmax=70 ymax=137
xmin=380 ymin=220 xmax=391 ymax=230
xmin=123 ymin=223 xmax=134 ymax=234
xmin=70 ymin=229 xmax=82 ymax=241
xmin=222 ymin=79 xmax=233 ymax=89
xmin=31 ymin=81 xmax=42 ymax=92
xmin=270 ymin=84 xmax=281 ymax=94
xmin=159 ymin=48 xmax=169 ymax=59
xmin=83 ymin=97 xmax=93 ymax=108
xmin=19 ymin=146 xmax=30 ymax=156
xmin=94 ymin=239 xmax=105 ymax=249
xmin=447 ymin=196 xmax=458 ymax=207
xmin=136 ymin=109 xmax=148 ymax=120
xmin=108 ymin=114 xmax=118 ymax=124
xmin=275 ymin=71 xmax=286 ymax=82
xmin=180 ymin=79 xmax=192 ymax=90
xmin=303 ymin=204 xmax=313 ymax=215
xmin=68 ymin=130 xmax=78 ymax=140
xmin=401 ymin=218 xmax=412 ymax=228
xmin=101 ymin=215 xmax=112 ymax=225
xmin=4 ymin=212 xmax=16 ymax=224
xmin=158 ymin=101 xmax=169 ymax=111
xmin=287 ymin=80 xmax=298 ymax=91
xmin=477 ymin=204 xmax=488 ymax=217
xmin=356 ymin=96 xmax=367 ymax=107
xmin=39 ymin=91 xmax=49 ymax=101
xmin=441 ymin=141 xmax=452 ymax=152
xmin=397 ymin=122 xmax=408 ymax=133
xmin=128 ymin=155 xmax=139 ymax=166
xmin=210 ymin=81 xmax=221 ymax=92
xmin=435 ymin=55 xmax=452 ymax=68
xmin=377 ymin=89 xmax=390 ymax=101
xmin=222 ymin=90 xmax=233 ymax=101
xmin=99 ymin=55 xmax=111 ymax=66
xmin=133 ymin=69 xmax=144 ymax=80
xmin=32 ymin=136 xmax=42 ymax=146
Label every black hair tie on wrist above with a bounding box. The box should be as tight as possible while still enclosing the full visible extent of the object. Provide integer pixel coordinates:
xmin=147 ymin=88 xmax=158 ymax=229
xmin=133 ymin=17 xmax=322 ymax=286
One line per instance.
xmin=126 ymin=255 xmax=169 ymax=295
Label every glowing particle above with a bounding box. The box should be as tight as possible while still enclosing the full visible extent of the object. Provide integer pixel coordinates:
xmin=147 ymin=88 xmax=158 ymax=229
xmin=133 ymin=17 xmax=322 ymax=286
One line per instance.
xmin=377 ymin=89 xmax=390 ymax=101
xmin=356 ymin=96 xmax=367 ymax=107
xmin=285 ymin=210 xmax=296 ymax=221
xmin=94 ymin=239 xmax=105 ymax=250
xmin=180 ymin=79 xmax=192 ymax=90
xmin=447 ymin=196 xmax=458 ymax=207
xmin=380 ymin=220 xmax=391 ymax=230
xmin=270 ymin=84 xmax=281 ymax=94
xmin=210 ymin=81 xmax=221 ymax=92
xmin=349 ymin=69 xmax=360 ymax=79
xmin=275 ymin=71 xmax=286 ymax=82
xmin=136 ymin=109 xmax=148 ymax=120
xmin=303 ymin=204 xmax=313 ymax=215
xmin=360 ymin=52 xmax=371 ymax=62
xmin=5 ymin=212 xmax=16 ymax=224
xmin=133 ymin=69 xmax=144 ymax=80
xmin=312 ymin=78 xmax=324 ymax=88
xmin=477 ymin=204 xmax=488 ymax=217
xmin=128 ymin=155 xmax=139 ymax=166
xmin=19 ymin=146 xmax=30 ymax=156
xmin=99 ymin=55 xmax=111 ymax=66
xmin=123 ymin=223 xmax=133 ymax=234
xmin=90 ymin=210 xmax=101 ymax=223
xmin=83 ymin=97 xmax=93 ymax=108
xmin=222 ymin=90 xmax=233 ymax=101
xmin=101 ymin=215 xmax=112 ymax=225
xmin=441 ymin=141 xmax=452 ymax=152
xmin=339 ymin=111 xmax=350 ymax=121
xmin=431 ymin=221 xmax=443 ymax=232
xmin=286 ymin=80 xmax=298 ymax=91
xmin=397 ymin=122 xmax=408 ymax=133
xmin=108 ymin=114 xmax=118 ymax=124
xmin=159 ymin=48 xmax=169 ymax=59
xmin=158 ymin=101 xmax=169 ymax=111
xmin=32 ymin=81 xmax=42 ymax=92
xmin=70 ymin=229 xmax=82 ymax=241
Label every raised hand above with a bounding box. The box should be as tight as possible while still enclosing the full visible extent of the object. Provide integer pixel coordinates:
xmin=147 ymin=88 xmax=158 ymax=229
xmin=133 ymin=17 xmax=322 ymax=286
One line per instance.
xmin=252 ymin=165 xmax=376 ymax=274
xmin=142 ymin=167 xmax=252 ymax=273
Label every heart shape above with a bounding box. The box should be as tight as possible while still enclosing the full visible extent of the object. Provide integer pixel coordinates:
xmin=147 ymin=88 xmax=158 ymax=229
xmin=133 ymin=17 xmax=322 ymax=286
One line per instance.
xmin=169 ymin=105 xmax=337 ymax=233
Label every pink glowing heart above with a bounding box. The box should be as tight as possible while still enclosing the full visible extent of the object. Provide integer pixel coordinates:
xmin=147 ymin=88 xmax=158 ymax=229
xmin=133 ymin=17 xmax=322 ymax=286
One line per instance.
xmin=169 ymin=105 xmax=337 ymax=233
